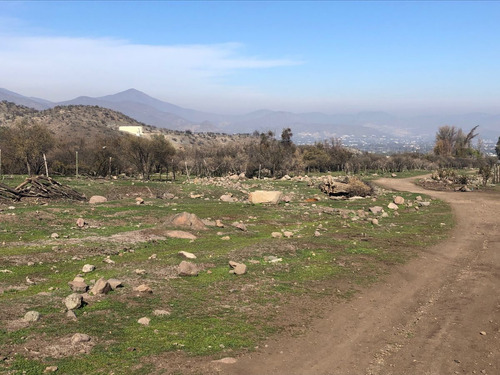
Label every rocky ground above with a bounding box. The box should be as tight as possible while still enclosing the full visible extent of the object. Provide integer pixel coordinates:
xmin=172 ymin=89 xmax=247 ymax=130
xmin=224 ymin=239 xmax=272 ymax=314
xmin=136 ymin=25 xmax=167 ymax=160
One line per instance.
xmin=214 ymin=176 xmax=500 ymax=375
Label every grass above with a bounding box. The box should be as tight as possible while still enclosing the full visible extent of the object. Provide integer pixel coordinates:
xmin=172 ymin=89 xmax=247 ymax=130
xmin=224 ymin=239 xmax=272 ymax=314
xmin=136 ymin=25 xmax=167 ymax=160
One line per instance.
xmin=0 ymin=173 xmax=453 ymax=374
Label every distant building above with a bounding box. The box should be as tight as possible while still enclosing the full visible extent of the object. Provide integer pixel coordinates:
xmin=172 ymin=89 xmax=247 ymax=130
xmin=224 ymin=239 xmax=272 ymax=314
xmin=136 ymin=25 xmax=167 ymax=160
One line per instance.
xmin=118 ymin=126 xmax=143 ymax=136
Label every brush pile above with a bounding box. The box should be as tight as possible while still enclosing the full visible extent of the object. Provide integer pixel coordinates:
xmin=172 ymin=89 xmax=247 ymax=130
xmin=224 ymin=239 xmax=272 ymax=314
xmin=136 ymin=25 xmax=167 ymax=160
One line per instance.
xmin=0 ymin=176 xmax=86 ymax=201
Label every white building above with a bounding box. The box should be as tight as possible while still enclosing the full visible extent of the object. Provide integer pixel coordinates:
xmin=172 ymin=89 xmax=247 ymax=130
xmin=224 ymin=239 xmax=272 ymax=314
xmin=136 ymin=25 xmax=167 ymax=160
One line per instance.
xmin=118 ymin=126 xmax=143 ymax=136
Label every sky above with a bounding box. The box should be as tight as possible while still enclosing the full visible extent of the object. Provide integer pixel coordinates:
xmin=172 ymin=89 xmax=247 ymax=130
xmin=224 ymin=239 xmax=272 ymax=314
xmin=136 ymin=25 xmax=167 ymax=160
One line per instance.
xmin=1 ymin=1 xmax=500 ymax=115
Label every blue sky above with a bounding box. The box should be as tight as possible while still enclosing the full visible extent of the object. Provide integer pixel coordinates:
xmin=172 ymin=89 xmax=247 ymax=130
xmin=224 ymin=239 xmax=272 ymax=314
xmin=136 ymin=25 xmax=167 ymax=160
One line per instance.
xmin=1 ymin=1 xmax=499 ymax=114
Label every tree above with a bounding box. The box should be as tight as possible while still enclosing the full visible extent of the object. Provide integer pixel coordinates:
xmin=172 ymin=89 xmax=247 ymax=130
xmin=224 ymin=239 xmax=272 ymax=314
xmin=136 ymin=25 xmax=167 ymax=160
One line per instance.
xmin=8 ymin=119 xmax=54 ymax=175
xmin=150 ymin=135 xmax=176 ymax=180
xmin=434 ymin=125 xmax=480 ymax=158
xmin=496 ymin=137 xmax=500 ymax=160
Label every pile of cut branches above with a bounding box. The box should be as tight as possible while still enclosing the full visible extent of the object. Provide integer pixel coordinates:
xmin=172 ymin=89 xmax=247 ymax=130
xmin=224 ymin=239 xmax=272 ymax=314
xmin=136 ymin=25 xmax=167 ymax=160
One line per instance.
xmin=0 ymin=176 xmax=86 ymax=201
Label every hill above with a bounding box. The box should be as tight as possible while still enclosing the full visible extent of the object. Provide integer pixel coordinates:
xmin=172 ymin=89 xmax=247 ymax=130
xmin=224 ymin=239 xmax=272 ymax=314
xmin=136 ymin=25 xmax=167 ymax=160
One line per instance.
xmin=0 ymin=101 xmax=253 ymax=149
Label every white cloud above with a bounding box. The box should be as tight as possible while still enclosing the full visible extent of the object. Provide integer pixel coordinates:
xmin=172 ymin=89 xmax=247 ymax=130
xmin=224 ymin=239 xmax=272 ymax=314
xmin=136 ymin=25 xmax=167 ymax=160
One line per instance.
xmin=0 ymin=33 xmax=301 ymax=111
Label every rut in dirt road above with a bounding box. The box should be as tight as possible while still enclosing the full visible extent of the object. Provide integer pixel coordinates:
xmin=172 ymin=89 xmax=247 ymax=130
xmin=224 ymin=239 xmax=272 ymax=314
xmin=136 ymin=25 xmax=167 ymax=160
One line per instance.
xmin=215 ymin=177 xmax=500 ymax=375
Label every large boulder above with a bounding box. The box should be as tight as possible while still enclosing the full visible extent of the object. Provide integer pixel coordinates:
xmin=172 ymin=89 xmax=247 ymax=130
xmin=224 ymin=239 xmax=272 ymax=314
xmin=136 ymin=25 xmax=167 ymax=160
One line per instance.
xmin=166 ymin=212 xmax=207 ymax=230
xmin=89 ymin=196 xmax=107 ymax=204
xmin=248 ymin=191 xmax=282 ymax=204
xmin=178 ymin=261 xmax=199 ymax=276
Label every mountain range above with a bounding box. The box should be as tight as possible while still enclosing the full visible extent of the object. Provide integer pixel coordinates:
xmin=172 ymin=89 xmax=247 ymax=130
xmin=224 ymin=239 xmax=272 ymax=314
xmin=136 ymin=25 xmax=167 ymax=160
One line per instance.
xmin=0 ymin=87 xmax=498 ymax=143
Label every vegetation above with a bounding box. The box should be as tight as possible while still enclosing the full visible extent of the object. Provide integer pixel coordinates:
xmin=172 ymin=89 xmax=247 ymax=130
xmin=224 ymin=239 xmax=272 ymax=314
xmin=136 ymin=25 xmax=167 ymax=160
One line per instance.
xmin=0 ymin=175 xmax=453 ymax=374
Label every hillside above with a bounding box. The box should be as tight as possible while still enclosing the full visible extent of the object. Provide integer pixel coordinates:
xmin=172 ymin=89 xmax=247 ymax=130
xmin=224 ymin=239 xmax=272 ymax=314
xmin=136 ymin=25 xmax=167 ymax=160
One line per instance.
xmin=0 ymin=101 xmax=253 ymax=149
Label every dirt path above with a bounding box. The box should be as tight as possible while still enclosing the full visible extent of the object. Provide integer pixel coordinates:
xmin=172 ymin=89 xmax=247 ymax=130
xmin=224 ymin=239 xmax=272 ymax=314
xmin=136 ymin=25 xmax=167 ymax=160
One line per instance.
xmin=216 ymin=177 xmax=500 ymax=375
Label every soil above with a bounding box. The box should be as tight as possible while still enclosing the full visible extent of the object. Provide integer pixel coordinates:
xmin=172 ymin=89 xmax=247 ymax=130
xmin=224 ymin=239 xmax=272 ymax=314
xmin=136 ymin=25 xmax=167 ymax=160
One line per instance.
xmin=214 ymin=176 xmax=500 ymax=375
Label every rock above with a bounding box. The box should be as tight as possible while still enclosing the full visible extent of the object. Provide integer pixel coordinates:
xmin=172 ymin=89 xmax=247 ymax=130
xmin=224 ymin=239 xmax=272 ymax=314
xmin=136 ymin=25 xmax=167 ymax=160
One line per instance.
xmin=283 ymin=231 xmax=293 ymax=238
xmin=138 ymin=317 xmax=150 ymax=326
xmin=134 ymin=284 xmax=152 ymax=293
xmin=391 ymin=173 xmax=397 ymax=177
xmin=50 ymin=233 xmax=59 ymax=239
xmin=221 ymin=236 xmax=230 ymax=241
xmin=415 ymin=195 xmax=422 ymax=201
xmin=44 ymin=366 xmax=58 ymax=373
xmin=419 ymin=201 xmax=431 ymax=207
xmin=220 ymin=194 xmax=237 ymax=202
xmin=314 ymin=230 xmax=321 ymax=237
xmin=371 ymin=218 xmax=379 ymax=225
xmin=135 ymin=197 xmax=144 ymax=204
xmin=232 ymin=222 xmax=247 ymax=231
xmin=148 ymin=254 xmax=157 ymax=260
xmin=369 ymin=206 xmax=383 ymax=215
xmin=212 ymin=357 xmax=237 ymax=364
xmin=68 ymin=279 xmax=88 ymax=293
xmin=215 ymin=219 xmax=224 ymax=228
xmin=165 ymin=230 xmax=197 ymax=240
xmin=153 ymin=309 xmax=171 ymax=317
xmin=167 ymin=212 xmax=207 ymax=230
xmin=66 ymin=310 xmax=77 ymax=320
xmin=387 ymin=202 xmax=399 ymax=210
xmin=90 ymin=278 xmax=112 ymax=295
xmin=65 ymin=293 xmax=83 ymax=310
xmin=108 ymin=279 xmax=123 ymax=290
xmin=248 ymin=190 xmax=283 ymax=204
xmin=282 ymin=195 xmax=292 ymax=203
xmin=271 ymin=232 xmax=283 ymax=238
xmin=82 ymin=264 xmax=95 ymax=273
xmin=76 ymin=218 xmax=85 ymax=228
xmin=71 ymin=333 xmax=91 ymax=345
xmin=394 ymin=196 xmax=405 ymax=205
xmin=178 ymin=261 xmax=199 ymax=276
xmin=381 ymin=212 xmax=389 ymax=218
xmin=162 ymin=193 xmax=175 ymax=200
xmin=480 ymin=331 xmax=487 ymax=336
xmin=228 ymin=174 xmax=239 ymax=181
xmin=135 ymin=269 xmax=146 ymax=275
xmin=178 ymin=251 xmax=197 ymax=259
xmin=89 ymin=195 xmax=107 ymax=204
xmin=265 ymin=256 xmax=282 ymax=263
xmin=229 ymin=261 xmax=247 ymax=275
xmin=238 ymin=173 xmax=246 ymax=179
xmin=24 ymin=311 xmax=40 ymax=322
xmin=103 ymin=257 xmax=115 ymax=264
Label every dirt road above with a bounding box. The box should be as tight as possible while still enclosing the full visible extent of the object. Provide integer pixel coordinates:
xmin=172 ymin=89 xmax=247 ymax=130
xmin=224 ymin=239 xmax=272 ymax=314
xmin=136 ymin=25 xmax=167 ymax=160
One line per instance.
xmin=217 ymin=177 xmax=500 ymax=375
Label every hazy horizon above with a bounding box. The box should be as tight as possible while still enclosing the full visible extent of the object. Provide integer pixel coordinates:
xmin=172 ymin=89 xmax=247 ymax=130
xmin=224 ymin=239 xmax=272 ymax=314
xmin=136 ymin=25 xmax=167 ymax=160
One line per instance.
xmin=1 ymin=2 xmax=500 ymax=116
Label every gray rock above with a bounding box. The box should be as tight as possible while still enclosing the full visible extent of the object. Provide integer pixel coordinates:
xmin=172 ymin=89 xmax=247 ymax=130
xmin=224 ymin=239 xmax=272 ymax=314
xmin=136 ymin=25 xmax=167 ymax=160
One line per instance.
xmin=229 ymin=261 xmax=247 ymax=275
xmin=89 ymin=195 xmax=107 ymax=204
xmin=387 ymin=202 xmax=399 ymax=210
xmin=369 ymin=206 xmax=383 ymax=215
xmin=90 ymin=278 xmax=112 ymax=295
xmin=65 ymin=293 xmax=83 ymax=310
xmin=232 ymin=222 xmax=247 ymax=231
xmin=71 ymin=333 xmax=91 ymax=345
xmin=178 ymin=251 xmax=197 ymax=259
xmin=220 ymin=194 xmax=237 ymax=202
xmin=178 ymin=261 xmax=199 ymax=276
xmin=271 ymin=232 xmax=283 ymax=238
xmin=394 ymin=196 xmax=405 ymax=205
xmin=138 ymin=317 xmax=150 ymax=325
xmin=68 ymin=279 xmax=88 ymax=293
xmin=82 ymin=264 xmax=95 ymax=273
xmin=419 ymin=201 xmax=431 ymax=207
xmin=133 ymin=284 xmax=152 ymax=293
xmin=108 ymin=279 xmax=123 ymax=290
xmin=24 ymin=311 xmax=40 ymax=322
